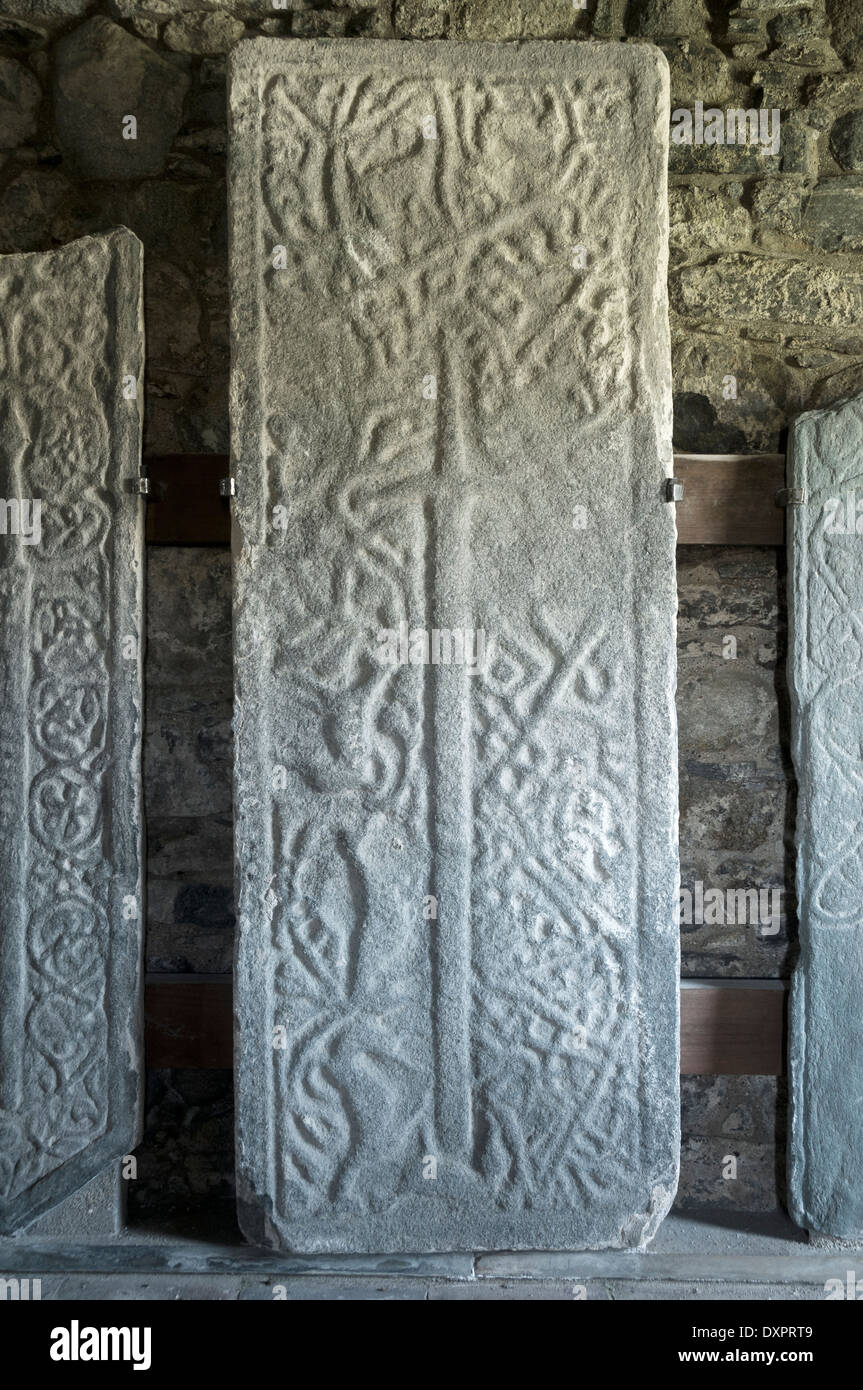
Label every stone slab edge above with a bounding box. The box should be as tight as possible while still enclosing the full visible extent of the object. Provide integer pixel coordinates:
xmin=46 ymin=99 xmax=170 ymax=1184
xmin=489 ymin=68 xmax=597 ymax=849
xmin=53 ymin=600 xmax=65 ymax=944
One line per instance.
xmin=228 ymin=34 xmax=678 ymax=1256
xmin=0 ymin=229 xmax=145 ymax=1235
xmin=787 ymin=391 xmax=863 ymax=1240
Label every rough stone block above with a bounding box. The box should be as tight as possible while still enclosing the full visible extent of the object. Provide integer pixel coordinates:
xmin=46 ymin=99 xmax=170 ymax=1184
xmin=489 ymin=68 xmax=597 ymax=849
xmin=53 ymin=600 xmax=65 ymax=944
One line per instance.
xmin=164 ymin=13 xmax=246 ymax=56
xmin=674 ymin=254 xmax=863 ymax=329
xmin=53 ymin=17 xmax=190 ymax=180
xmin=0 ymin=56 xmax=42 ymax=150
xmin=788 ymin=391 xmax=863 ymax=1239
xmin=19 ymin=1163 xmax=124 ymax=1238
xmin=0 ymin=230 xmax=145 ymax=1234
xmin=801 ymin=177 xmax=863 ymax=253
xmin=230 ymin=37 xmax=679 ymax=1253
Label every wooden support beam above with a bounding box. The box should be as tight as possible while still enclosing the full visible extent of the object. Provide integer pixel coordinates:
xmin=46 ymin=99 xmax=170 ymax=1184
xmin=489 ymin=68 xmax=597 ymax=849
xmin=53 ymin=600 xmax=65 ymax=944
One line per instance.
xmin=674 ymin=453 xmax=786 ymax=546
xmin=143 ymin=453 xmax=789 ymax=548
xmin=145 ymin=454 xmax=231 ymax=546
xmin=145 ymin=978 xmax=233 ymax=1069
xmin=144 ymin=978 xmax=786 ymax=1074
xmin=681 ymin=982 xmax=786 ymax=1076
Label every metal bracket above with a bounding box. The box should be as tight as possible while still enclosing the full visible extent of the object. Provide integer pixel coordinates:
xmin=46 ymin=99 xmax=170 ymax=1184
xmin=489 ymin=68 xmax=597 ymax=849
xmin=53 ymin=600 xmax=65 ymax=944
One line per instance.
xmin=665 ymin=477 xmax=684 ymax=503
xmin=219 ymin=477 xmax=236 ymax=499
xmin=776 ymin=486 xmax=805 ymax=507
xmin=124 ymin=477 xmax=150 ymax=497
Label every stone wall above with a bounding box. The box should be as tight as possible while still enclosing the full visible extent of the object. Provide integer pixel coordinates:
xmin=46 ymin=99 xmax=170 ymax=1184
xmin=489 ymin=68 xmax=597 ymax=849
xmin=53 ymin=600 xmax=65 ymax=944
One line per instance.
xmin=3 ymin=0 xmax=857 ymax=1226
xmin=2 ymin=0 xmax=862 ymax=454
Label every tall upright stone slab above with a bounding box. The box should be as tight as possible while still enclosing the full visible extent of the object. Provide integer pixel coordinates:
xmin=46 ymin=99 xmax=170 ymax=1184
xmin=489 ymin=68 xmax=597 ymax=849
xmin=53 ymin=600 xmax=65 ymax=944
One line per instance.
xmin=0 ymin=231 xmax=145 ymax=1234
xmin=230 ymin=38 xmax=678 ymax=1253
xmin=788 ymin=392 xmax=863 ymax=1239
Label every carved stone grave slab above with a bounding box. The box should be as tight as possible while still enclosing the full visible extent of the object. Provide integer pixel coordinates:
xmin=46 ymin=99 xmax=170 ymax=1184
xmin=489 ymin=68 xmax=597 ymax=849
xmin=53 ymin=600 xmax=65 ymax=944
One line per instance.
xmin=788 ymin=392 xmax=863 ymax=1239
xmin=230 ymin=38 xmax=679 ymax=1252
xmin=0 ymin=231 xmax=145 ymax=1234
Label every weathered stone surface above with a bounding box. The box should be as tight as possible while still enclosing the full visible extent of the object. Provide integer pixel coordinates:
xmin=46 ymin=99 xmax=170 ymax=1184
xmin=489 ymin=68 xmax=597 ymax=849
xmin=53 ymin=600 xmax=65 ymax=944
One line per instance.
xmin=0 ymin=57 xmax=41 ymax=150
xmin=810 ymin=360 xmax=863 ymax=409
xmin=678 ymin=1074 xmax=786 ymax=1211
xmin=674 ymin=254 xmax=863 ymax=328
xmin=672 ymin=332 xmax=788 ymax=453
xmin=0 ymin=17 xmax=49 ymax=53
xmin=676 ymin=545 xmax=792 ymax=978
xmin=164 ymin=12 xmax=246 ymax=55
xmin=448 ymin=1 xmax=584 ymax=40
xmin=627 ymin=0 xmax=710 ymax=40
xmin=0 ymin=166 xmax=70 ymax=253
xmin=779 ymin=120 xmax=820 ymax=178
xmin=751 ymin=179 xmax=805 ymax=238
xmin=53 ymin=18 xmax=189 ymax=180
xmin=393 ymin=0 xmax=449 ymax=39
xmin=668 ymin=186 xmax=751 ymax=254
xmin=145 ymin=687 xmax=231 ymax=816
xmin=0 ymin=230 xmax=145 ymax=1234
xmin=145 ymin=547 xmax=233 ymax=974
xmin=829 ymin=110 xmax=863 ymax=171
xmin=827 ymin=0 xmax=863 ymax=67
xmin=801 ymin=177 xmax=863 ymax=252
xmin=9 ymin=0 xmax=92 ymax=16
xmin=668 ymin=139 xmax=783 ymax=177
xmin=129 ymin=1070 xmax=234 ymax=1227
xmin=664 ymin=39 xmax=733 ymax=106
xmin=22 ymin=1163 xmax=124 ymax=1237
xmin=108 ymin=0 xmax=269 ymax=16
xmin=673 ymin=390 xmax=747 ymax=453
xmin=230 ymin=38 xmax=678 ymax=1253
xmin=787 ymin=391 xmax=863 ymax=1239
xmin=754 ymin=64 xmax=806 ymax=113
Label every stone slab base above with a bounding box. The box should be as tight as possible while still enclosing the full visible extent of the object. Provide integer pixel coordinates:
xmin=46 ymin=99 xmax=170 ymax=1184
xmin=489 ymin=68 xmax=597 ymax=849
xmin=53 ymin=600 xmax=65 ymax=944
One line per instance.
xmin=12 ymin=1165 xmax=125 ymax=1240
xmin=1 ymin=1214 xmax=860 ymax=1300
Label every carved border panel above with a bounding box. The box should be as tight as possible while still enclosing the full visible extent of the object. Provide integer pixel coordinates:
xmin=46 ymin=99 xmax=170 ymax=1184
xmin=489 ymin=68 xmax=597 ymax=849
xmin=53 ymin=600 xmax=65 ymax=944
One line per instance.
xmin=231 ymin=39 xmax=679 ymax=1252
xmin=788 ymin=393 xmax=863 ymax=1238
xmin=0 ymin=231 xmax=145 ymax=1233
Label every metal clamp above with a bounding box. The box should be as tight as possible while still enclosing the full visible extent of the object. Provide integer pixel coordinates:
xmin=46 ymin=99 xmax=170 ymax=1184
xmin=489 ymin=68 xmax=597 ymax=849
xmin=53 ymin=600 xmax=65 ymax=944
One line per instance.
xmin=219 ymin=477 xmax=237 ymax=499
xmin=665 ymin=477 xmax=684 ymax=503
xmin=776 ymin=486 xmax=805 ymax=507
xmin=125 ymin=477 xmax=150 ymax=496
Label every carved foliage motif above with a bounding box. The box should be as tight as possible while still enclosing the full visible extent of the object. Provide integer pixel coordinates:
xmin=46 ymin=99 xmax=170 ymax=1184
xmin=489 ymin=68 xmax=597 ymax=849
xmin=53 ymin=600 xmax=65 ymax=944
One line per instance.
xmin=793 ymin=396 xmax=863 ymax=927
xmin=232 ymin=45 xmax=673 ymax=1241
xmin=0 ymin=237 xmax=141 ymax=1220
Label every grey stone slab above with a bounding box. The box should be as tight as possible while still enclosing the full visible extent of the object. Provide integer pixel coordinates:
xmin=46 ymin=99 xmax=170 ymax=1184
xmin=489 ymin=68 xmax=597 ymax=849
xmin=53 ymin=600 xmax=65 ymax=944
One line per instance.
xmin=230 ymin=37 xmax=678 ymax=1253
xmin=787 ymin=392 xmax=863 ymax=1240
xmin=584 ymin=1281 xmax=825 ymax=1301
xmin=5 ymin=1211 xmax=863 ymax=1297
xmin=0 ymin=230 xmax=145 ymax=1234
xmin=1 ymin=1221 xmax=861 ymax=1299
xmin=20 ymin=1164 xmax=124 ymax=1239
xmin=0 ymin=1272 xmax=835 ymax=1300
xmin=0 ymin=1240 xmax=476 ymax=1279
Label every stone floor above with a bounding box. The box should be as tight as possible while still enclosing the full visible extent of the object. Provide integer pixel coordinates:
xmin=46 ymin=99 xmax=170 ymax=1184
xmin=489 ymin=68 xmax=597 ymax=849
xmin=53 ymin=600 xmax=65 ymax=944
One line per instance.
xmin=1 ymin=1211 xmax=858 ymax=1300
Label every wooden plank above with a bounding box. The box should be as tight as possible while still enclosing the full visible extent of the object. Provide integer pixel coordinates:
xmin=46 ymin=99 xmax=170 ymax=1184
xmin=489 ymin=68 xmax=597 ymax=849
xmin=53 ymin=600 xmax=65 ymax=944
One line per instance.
xmin=144 ymin=454 xmax=230 ymax=545
xmin=144 ymin=978 xmax=233 ymax=1068
xmin=681 ymin=984 xmax=786 ymax=1075
xmin=142 ymin=452 xmax=789 ymax=547
xmin=675 ymin=453 xmax=786 ymax=546
xmin=144 ymin=978 xmax=785 ymax=1074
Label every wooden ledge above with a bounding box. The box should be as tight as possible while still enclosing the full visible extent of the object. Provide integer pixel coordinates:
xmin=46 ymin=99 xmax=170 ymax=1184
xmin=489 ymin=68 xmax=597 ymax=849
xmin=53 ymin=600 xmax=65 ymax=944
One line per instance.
xmin=143 ymin=453 xmax=788 ymax=548
xmin=674 ymin=453 xmax=786 ymax=546
xmin=144 ymin=977 xmax=787 ymax=1074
